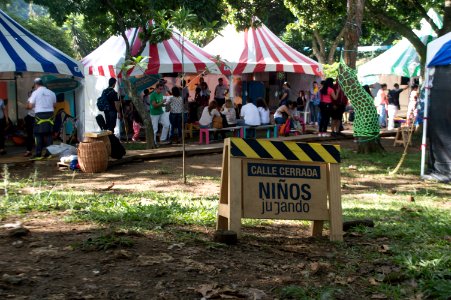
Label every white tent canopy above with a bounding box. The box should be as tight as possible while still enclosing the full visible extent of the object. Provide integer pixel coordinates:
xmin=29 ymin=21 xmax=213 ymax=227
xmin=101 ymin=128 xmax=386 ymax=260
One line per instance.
xmin=204 ymin=23 xmax=322 ymax=76
xmin=82 ymin=28 xmax=224 ymax=77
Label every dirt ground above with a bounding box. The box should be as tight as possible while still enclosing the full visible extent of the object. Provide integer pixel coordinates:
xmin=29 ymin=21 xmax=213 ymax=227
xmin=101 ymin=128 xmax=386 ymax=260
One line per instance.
xmin=0 ymin=138 xmax=437 ymax=299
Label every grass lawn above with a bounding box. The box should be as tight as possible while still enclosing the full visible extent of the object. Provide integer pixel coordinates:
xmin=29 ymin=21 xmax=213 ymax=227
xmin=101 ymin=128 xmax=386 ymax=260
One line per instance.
xmin=0 ymin=144 xmax=450 ymax=299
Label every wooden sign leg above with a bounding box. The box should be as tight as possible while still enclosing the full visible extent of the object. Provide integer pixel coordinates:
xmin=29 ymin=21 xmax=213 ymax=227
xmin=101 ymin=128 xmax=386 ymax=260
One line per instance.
xmin=311 ymin=221 xmax=324 ymax=237
xmin=217 ymin=139 xmax=242 ymax=237
xmin=217 ymin=142 xmax=230 ymax=231
xmin=328 ymin=164 xmax=343 ymax=241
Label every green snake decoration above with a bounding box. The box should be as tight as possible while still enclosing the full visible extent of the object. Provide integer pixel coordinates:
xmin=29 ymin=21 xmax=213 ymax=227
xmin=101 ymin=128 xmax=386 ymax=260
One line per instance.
xmin=338 ymin=59 xmax=380 ymax=141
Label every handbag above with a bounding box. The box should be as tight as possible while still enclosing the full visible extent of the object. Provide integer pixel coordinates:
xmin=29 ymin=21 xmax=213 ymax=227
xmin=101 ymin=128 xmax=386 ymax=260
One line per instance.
xmin=212 ymin=115 xmax=223 ymax=129
xmin=279 ymin=118 xmax=291 ymax=136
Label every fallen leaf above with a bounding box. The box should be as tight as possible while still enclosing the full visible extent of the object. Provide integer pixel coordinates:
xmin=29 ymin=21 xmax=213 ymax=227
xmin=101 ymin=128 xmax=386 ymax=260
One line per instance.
xmin=368 ymin=277 xmax=379 ymax=285
xmin=308 ymin=262 xmax=330 ymax=275
xmin=168 ymin=243 xmax=185 ymax=250
xmin=371 ymin=294 xmax=387 ymax=299
xmin=376 ymin=237 xmax=389 ymax=242
xmin=136 ymin=253 xmax=173 ymax=266
xmin=334 ymin=276 xmax=347 ymax=285
xmin=378 ymin=244 xmax=390 ymax=253
xmin=100 ymin=182 xmax=114 ymax=191
xmin=244 ymin=288 xmax=267 ymax=300
xmin=196 ymin=283 xmax=218 ymax=297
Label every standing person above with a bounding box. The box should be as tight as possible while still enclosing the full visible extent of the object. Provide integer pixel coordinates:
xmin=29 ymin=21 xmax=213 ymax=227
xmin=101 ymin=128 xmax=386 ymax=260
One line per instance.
xmin=24 ymin=89 xmax=35 ymax=157
xmin=214 ymin=78 xmax=228 ymax=108
xmin=159 ymin=79 xmax=171 ymax=96
xmin=150 ymin=83 xmax=170 ymax=145
xmin=387 ymin=83 xmax=407 ymax=130
xmin=103 ymin=78 xmax=122 ymax=132
xmin=131 ymin=102 xmax=143 ymax=142
xmin=406 ymin=84 xmax=419 ymax=126
xmin=319 ymin=78 xmax=337 ymax=137
xmin=374 ymin=83 xmax=388 ymax=128
xmin=142 ymin=88 xmax=151 ymax=113
xmin=309 ymin=81 xmax=321 ymax=125
xmin=331 ymin=82 xmax=348 ymax=136
xmin=278 ymin=82 xmax=291 ymax=107
xmin=167 ymin=86 xmax=184 ymax=143
xmin=26 ymin=78 xmax=56 ymax=158
xmin=296 ymin=90 xmax=307 ymax=112
xmin=256 ymin=98 xmax=270 ymax=125
xmin=0 ymin=97 xmax=9 ymax=155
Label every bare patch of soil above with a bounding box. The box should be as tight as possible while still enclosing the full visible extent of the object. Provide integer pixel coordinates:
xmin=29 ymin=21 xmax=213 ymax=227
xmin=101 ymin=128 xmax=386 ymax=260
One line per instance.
xmin=0 ymin=138 xmax=443 ymax=299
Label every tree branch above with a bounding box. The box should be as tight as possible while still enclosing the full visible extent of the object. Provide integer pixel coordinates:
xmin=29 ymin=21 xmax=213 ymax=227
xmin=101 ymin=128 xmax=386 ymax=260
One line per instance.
xmin=327 ymin=24 xmax=346 ymax=64
xmin=311 ymin=37 xmax=325 ymax=64
xmin=312 ymin=29 xmax=327 ymax=60
xmin=411 ymin=0 xmax=440 ymax=33
xmin=439 ymin=0 xmax=451 ymax=36
xmin=366 ymin=4 xmax=426 ymax=67
xmin=104 ymin=0 xmax=130 ymax=58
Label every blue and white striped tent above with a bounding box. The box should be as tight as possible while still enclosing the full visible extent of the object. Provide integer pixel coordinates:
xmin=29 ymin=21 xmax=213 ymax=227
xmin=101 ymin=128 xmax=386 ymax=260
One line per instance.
xmin=0 ymin=9 xmax=83 ymax=77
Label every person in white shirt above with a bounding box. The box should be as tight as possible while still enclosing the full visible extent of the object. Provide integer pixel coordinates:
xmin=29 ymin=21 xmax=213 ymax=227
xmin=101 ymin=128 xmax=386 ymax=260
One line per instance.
xmin=238 ymin=100 xmax=261 ymax=138
xmin=26 ymin=78 xmax=56 ymax=158
xmin=220 ymin=99 xmax=237 ymax=127
xmin=199 ymin=100 xmax=221 ymax=128
xmin=214 ymin=78 xmax=228 ymax=108
xmin=256 ymin=98 xmax=270 ymax=125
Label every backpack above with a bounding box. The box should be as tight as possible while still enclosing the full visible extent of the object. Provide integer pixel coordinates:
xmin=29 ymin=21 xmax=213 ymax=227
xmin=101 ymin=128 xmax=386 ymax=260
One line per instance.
xmin=97 ymin=88 xmax=113 ymax=111
xmin=108 ymin=134 xmax=126 ymax=159
xmin=278 ymin=118 xmax=291 ymax=136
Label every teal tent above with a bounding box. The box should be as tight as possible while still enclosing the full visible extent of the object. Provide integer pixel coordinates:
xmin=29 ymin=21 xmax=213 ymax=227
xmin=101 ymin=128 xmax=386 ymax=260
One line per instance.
xmin=358 ymin=9 xmax=442 ymax=83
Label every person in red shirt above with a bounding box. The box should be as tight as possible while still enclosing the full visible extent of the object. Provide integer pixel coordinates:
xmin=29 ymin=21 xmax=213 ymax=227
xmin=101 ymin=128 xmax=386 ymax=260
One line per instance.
xmin=318 ymin=78 xmax=338 ymax=137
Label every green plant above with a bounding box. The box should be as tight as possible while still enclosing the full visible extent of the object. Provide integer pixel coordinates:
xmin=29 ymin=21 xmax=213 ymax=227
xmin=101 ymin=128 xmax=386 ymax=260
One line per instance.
xmin=75 ymin=232 xmax=135 ymax=251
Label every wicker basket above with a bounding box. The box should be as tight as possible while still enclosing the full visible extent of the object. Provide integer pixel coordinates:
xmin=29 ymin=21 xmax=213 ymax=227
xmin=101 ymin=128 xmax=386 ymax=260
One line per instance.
xmin=83 ymin=136 xmax=111 ymax=157
xmin=78 ymin=141 xmax=108 ymax=173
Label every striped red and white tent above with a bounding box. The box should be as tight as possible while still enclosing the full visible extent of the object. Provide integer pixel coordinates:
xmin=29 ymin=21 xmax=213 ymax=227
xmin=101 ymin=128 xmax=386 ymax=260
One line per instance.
xmin=204 ymin=23 xmax=322 ymax=76
xmin=81 ymin=28 xmax=224 ymax=78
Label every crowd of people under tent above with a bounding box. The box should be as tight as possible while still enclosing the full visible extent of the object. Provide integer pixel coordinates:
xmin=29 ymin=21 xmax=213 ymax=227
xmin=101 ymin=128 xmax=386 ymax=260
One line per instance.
xmin=103 ymin=75 xmax=420 ymax=144
xmin=0 ymin=78 xmax=70 ymax=158
xmin=0 ymin=75 xmax=422 ymax=156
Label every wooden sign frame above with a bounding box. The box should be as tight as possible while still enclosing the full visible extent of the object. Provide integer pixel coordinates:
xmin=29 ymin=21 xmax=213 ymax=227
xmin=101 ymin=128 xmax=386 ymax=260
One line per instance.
xmin=217 ymin=138 xmax=343 ymax=242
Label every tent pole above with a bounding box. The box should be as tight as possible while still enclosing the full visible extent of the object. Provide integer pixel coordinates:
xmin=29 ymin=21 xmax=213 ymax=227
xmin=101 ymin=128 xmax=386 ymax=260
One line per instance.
xmin=228 ymin=75 xmax=234 ymax=102
xmin=14 ymin=74 xmax=19 ymax=123
xmin=420 ymin=67 xmax=431 ymax=177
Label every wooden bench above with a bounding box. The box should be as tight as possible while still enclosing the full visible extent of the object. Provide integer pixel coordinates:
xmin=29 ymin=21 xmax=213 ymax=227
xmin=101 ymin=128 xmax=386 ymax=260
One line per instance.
xmin=243 ymin=124 xmax=279 ymax=138
xmin=394 ymin=126 xmax=412 ymax=147
xmin=199 ymin=126 xmax=245 ymax=144
xmin=185 ymin=123 xmax=200 ymax=139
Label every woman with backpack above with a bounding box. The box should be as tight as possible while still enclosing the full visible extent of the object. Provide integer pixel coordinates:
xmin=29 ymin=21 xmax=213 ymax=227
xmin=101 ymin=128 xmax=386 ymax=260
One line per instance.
xmin=331 ymin=81 xmax=348 ymax=136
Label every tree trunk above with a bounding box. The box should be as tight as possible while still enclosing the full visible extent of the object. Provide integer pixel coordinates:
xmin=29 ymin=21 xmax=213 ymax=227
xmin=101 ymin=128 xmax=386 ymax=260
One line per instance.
xmin=439 ymin=0 xmax=451 ymax=37
xmin=343 ymin=0 xmax=364 ymax=68
xmin=121 ymin=76 xmax=156 ymax=149
xmin=344 ymin=0 xmax=384 ymax=153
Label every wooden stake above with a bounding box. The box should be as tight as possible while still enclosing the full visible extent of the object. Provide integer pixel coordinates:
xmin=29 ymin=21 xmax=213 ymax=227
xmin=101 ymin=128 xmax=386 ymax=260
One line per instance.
xmin=328 ymin=164 xmax=343 ymax=241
